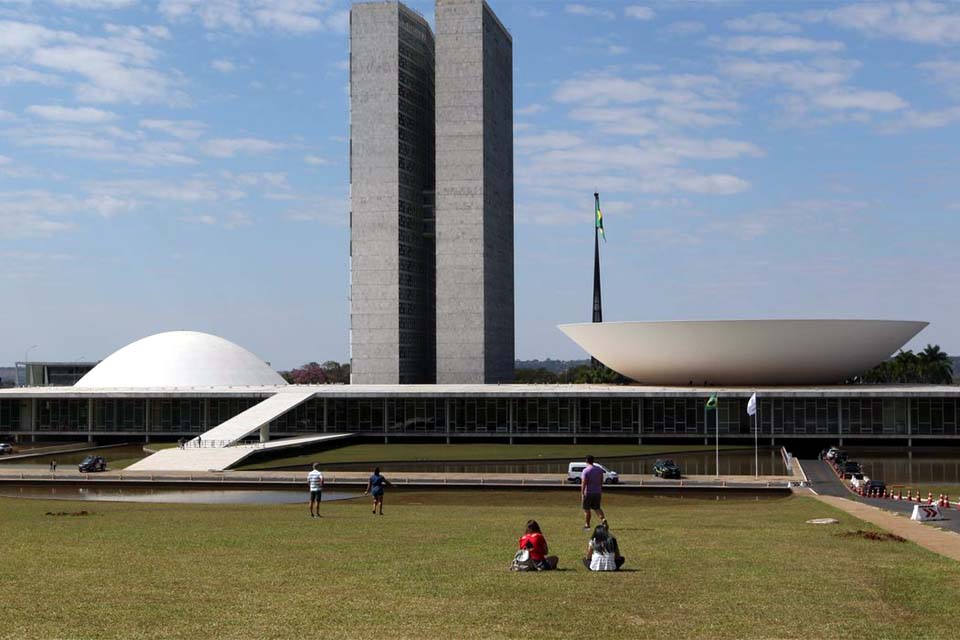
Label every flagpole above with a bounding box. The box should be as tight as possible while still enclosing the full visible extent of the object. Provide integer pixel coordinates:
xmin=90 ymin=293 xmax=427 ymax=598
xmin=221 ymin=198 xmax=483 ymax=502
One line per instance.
xmin=591 ymin=192 xmax=603 ymax=369
xmin=715 ymin=395 xmax=719 ymax=478
xmin=754 ymin=398 xmax=759 ymax=477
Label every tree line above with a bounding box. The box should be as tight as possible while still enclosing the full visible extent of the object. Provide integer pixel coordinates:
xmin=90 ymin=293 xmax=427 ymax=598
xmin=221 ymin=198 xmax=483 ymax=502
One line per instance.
xmin=850 ymin=344 xmax=954 ymax=384
xmin=281 ymin=361 xmax=350 ymax=385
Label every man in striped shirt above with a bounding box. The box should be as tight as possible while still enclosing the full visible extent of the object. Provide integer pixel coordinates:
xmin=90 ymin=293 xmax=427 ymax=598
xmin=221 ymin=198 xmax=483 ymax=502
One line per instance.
xmin=308 ymin=463 xmax=324 ymax=518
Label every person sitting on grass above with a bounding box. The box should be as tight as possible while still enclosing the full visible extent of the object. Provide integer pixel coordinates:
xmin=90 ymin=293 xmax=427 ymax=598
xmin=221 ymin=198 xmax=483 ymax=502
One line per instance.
xmin=518 ymin=519 xmax=559 ymax=571
xmin=582 ymin=523 xmax=624 ymax=571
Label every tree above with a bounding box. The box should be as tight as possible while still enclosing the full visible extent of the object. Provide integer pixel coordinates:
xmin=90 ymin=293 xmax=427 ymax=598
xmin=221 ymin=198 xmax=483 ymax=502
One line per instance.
xmin=563 ymin=364 xmax=630 ymax=385
xmin=853 ymin=344 xmax=954 ymax=385
xmin=919 ymin=344 xmax=953 ymax=384
xmin=514 ymin=368 xmax=560 ymax=384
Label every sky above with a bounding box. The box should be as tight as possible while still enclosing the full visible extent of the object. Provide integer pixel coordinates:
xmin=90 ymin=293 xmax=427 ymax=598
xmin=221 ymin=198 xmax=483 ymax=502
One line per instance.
xmin=1 ymin=0 xmax=959 ymax=370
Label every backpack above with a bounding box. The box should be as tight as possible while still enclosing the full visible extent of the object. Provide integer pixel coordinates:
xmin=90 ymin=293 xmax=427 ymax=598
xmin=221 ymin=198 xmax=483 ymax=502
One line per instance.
xmin=510 ymin=548 xmax=536 ymax=571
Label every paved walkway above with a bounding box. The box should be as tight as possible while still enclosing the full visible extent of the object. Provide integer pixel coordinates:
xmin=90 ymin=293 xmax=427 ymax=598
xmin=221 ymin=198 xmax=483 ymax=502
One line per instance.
xmin=813 ymin=494 xmax=960 ymax=562
xmin=0 ymin=466 xmax=792 ymax=489
xmin=126 ymin=433 xmax=353 ymax=472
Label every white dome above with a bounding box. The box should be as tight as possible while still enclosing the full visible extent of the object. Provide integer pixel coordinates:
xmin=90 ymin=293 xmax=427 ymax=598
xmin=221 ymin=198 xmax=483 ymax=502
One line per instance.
xmin=76 ymin=331 xmax=287 ymax=388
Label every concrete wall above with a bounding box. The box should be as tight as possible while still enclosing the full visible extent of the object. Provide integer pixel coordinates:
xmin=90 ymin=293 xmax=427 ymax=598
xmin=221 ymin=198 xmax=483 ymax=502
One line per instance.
xmin=350 ymin=2 xmax=436 ymax=384
xmin=434 ymin=0 xmax=514 ymax=384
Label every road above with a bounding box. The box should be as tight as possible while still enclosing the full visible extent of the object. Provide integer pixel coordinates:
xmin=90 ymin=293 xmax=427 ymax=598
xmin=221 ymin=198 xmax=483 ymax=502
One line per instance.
xmin=799 ymin=459 xmax=960 ymax=534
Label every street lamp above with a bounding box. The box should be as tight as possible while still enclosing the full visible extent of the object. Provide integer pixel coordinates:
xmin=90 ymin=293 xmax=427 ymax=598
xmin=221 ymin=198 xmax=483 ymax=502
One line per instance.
xmin=23 ymin=345 xmax=37 ymax=387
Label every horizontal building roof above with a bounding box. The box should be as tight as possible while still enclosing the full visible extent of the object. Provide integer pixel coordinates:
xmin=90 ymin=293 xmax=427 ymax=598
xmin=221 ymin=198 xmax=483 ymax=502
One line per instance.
xmin=1 ymin=383 xmax=958 ymax=399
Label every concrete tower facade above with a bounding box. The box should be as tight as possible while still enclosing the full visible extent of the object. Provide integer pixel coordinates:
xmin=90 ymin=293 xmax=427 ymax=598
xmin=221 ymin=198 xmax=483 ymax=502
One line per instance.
xmin=350 ymin=2 xmax=436 ymax=384
xmin=434 ymin=0 xmax=514 ymax=384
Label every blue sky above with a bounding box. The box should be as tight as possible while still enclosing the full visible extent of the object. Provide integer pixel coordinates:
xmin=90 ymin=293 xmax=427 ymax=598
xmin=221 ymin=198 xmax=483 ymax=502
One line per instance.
xmin=1 ymin=0 xmax=959 ymax=370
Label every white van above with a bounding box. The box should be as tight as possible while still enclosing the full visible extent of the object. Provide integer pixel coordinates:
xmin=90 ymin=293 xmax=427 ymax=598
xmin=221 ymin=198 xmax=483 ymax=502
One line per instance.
xmin=567 ymin=462 xmax=620 ymax=484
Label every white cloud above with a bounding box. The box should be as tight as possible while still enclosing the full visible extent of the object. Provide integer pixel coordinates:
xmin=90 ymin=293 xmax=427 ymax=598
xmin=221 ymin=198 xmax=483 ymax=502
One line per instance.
xmin=624 ymin=5 xmax=654 ymax=21
xmin=827 ymin=2 xmax=960 ymax=45
xmin=54 ymin=0 xmax=137 ymax=8
xmin=0 ymin=189 xmax=79 ymax=237
xmin=159 ymin=0 xmax=345 ymax=35
xmin=564 ymin=4 xmax=613 ymax=20
xmin=138 ymin=118 xmax=206 ymax=140
xmin=0 ymin=64 xmax=60 ymax=86
xmin=665 ymin=21 xmax=705 ymax=37
xmin=516 ymin=131 xmax=584 ymax=151
xmin=714 ymin=35 xmax=845 ymax=54
xmin=724 ymin=13 xmax=800 ymax=33
xmin=516 ymin=103 xmax=546 ymax=116
xmin=0 ymin=20 xmax=184 ymax=105
xmin=180 ymin=211 xmax=252 ymax=228
xmin=813 ymin=88 xmax=907 ymax=112
xmin=918 ymin=59 xmax=960 ymax=98
xmin=211 ymin=58 xmax=237 ymax=73
xmin=202 ymin=137 xmax=287 ymax=157
xmin=304 ymin=154 xmax=330 ymax=165
xmin=607 ymin=45 xmax=628 ymax=56
xmin=882 ymin=106 xmax=960 ymax=131
xmin=26 ymin=104 xmax=116 ymax=122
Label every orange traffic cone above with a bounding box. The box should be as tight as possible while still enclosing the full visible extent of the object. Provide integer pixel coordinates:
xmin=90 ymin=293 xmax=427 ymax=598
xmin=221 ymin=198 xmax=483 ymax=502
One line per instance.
xmin=928 ymin=492 xmax=934 ymax=504
xmin=906 ymin=490 xmax=912 ymax=501
xmin=897 ymin=488 xmax=903 ymax=500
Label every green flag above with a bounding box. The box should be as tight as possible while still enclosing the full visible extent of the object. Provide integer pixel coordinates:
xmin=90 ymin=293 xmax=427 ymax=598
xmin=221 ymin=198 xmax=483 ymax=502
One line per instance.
xmin=594 ymin=192 xmax=605 ymax=242
xmin=706 ymin=393 xmax=718 ymax=410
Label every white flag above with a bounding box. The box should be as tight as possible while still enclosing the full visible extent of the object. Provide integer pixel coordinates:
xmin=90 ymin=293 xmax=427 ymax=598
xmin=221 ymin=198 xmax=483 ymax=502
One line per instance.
xmin=747 ymin=393 xmax=757 ymax=416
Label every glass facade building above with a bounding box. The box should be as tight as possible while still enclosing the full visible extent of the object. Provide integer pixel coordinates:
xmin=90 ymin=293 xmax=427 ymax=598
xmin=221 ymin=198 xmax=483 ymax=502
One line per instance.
xmin=3 ymin=390 xmax=959 ymax=440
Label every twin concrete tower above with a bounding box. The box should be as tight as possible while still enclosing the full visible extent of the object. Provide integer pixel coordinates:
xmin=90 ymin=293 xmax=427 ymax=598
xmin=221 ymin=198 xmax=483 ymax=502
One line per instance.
xmin=349 ymin=0 xmax=514 ymax=384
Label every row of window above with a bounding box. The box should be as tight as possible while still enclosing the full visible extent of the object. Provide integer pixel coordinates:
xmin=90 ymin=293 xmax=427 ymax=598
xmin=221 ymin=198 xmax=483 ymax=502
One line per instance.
xmin=5 ymin=397 xmax=960 ymax=436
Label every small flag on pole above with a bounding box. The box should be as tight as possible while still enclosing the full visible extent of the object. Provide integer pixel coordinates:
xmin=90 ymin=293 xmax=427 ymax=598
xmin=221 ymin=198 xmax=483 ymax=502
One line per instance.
xmin=594 ymin=192 xmax=605 ymax=242
xmin=706 ymin=393 xmax=718 ymax=410
xmin=747 ymin=393 xmax=757 ymax=416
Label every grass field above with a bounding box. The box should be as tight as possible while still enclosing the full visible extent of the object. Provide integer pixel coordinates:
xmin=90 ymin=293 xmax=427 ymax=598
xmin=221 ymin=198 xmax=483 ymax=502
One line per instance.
xmin=3 ymin=491 xmax=959 ymax=639
xmin=238 ymin=442 xmax=743 ymax=470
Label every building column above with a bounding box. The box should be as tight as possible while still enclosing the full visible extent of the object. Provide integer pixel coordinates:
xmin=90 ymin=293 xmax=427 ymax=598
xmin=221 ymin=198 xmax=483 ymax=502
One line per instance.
xmin=508 ymin=399 xmax=514 ymax=445
xmin=144 ymin=398 xmax=151 ymax=443
xmin=30 ymin=398 xmax=36 ymax=442
xmin=323 ymin=398 xmax=329 ymax=434
xmin=203 ymin=398 xmax=209 ymax=431
xmin=87 ymin=398 xmax=93 ymax=443
xmin=907 ymin=397 xmax=912 ymax=447
xmin=445 ymin=398 xmax=450 ymax=445
xmin=260 ymin=421 xmax=269 ymax=443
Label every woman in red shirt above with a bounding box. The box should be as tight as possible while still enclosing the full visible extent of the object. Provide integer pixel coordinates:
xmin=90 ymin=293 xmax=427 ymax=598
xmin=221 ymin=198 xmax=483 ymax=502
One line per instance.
xmin=518 ymin=520 xmax=559 ymax=570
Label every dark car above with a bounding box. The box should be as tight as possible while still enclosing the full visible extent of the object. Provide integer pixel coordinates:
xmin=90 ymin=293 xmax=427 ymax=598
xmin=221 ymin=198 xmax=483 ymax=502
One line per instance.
xmin=864 ymin=479 xmax=886 ymax=496
xmin=78 ymin=456 xmax=107 ymax=473
xmin=841 ymin=461 xmax=861 ymax=479
xmin=653 ymin=459 xmax=681 ymax=479
xmin=833 ymin=450 xmax=849 ymax=465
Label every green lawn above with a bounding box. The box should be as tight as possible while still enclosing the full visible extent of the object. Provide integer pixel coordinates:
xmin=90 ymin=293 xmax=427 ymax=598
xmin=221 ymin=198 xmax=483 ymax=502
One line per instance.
xmin=238 ymin=442 xmax=743 ymax=470
xmin=2 ymin=492 xmax=959 ymax=639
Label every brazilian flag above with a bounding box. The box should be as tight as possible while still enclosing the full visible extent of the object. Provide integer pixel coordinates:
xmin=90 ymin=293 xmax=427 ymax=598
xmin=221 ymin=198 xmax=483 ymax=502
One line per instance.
xmin=594 ymin=192 xmax=605 ymax=241
xmin=706 ymin=393 xmax=718 ymax=410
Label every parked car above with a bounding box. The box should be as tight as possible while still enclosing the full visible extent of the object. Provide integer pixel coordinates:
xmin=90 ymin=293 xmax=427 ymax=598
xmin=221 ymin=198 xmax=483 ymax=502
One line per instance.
xmin=864 ymin=479 xmax=887 ymax=496
xmin=833 ymin=451 xmax=849 ymax=465
xmin=652 ymin=459 xmax=682 ymax=479
xmin=849 ymin=472 xmax=866 ymax=488
xmin=824 ymin=447 xmax=840 ymax=461
xmin=0 ymin=443 xmax=13 ymax=455
xmin=567 ymin=462 xmax=620 ymax=484
xmin=78 ymin=456 xmax=107 ymax=473
xmin=841 ymin=461 xmax=861 ymax=479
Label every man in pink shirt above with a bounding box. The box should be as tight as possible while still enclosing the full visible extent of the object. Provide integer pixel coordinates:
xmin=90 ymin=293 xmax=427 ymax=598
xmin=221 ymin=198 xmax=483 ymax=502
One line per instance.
xmin=580 ymin=455 xmax=607 ymax=529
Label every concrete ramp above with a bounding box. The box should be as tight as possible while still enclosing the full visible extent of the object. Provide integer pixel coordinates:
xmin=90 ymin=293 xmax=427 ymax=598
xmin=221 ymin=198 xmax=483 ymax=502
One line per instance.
xmin=187 ymin=389 xmax=316 ymax=446
xmin=127 ymin=433 xmax=354 ymax=472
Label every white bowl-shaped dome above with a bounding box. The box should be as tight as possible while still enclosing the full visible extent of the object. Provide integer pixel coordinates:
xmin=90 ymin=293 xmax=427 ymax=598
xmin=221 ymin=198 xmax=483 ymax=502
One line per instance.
xmin=559 ymin=320 xmax=928 ymax=385
xmin=76 ymin=331 xmax=287 ymax=388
